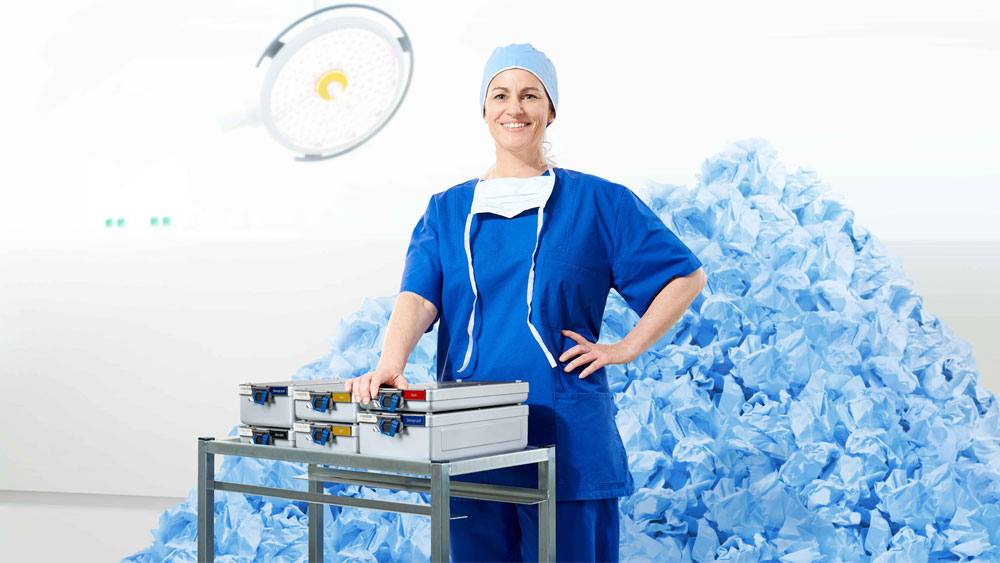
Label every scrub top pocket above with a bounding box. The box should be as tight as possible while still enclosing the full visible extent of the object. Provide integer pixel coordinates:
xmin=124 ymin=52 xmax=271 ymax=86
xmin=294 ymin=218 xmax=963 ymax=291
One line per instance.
xmin=553 ymin=392 xmax=630 ymax=491
xmin=534 ymin=255 xmax=610 ymax=336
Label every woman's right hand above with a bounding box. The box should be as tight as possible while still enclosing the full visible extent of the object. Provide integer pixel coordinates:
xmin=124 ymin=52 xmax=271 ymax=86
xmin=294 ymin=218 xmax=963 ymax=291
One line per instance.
xmin=344 ymin=367 xmax=409 ymax=405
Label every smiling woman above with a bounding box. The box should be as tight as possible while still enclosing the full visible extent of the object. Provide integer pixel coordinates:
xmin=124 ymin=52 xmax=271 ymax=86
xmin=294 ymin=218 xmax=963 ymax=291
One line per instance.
xmin=344 ymin=42 xmax=706 ymax=563
xmin=481 ymin=69 xmax=556 ymax=177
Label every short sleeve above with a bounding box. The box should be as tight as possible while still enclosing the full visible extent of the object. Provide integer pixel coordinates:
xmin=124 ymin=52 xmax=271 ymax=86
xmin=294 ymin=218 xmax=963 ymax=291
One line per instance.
xmin=611 ymin=187 xmax=702 ymax=318
xmin=400 ymin=196 xmax=443 ymax=333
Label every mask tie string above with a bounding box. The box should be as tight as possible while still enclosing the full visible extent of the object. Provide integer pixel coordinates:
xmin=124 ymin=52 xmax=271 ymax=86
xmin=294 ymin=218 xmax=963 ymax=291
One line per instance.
xmin=457 ymin=212 xmax=478 ymax=373
xmin=526 ymin=200 xmax=557 ymax=368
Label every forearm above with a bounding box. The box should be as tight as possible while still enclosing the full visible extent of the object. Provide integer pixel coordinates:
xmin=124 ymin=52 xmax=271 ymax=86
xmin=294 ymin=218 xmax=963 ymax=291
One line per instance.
xmin=620 ymin=268 xmax=707 ymax=361
xmin=377 ymin=291 xmax=439 ymax=372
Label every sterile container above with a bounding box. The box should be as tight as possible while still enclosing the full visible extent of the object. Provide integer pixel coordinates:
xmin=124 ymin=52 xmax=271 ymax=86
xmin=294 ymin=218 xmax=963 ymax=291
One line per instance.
xmin=359 ymin=381 xmax=529 ymax=413
xmin=239 ymin=378 xmax=347 ymax=428
xmin=358 ymin=404 xmax=528 ymax=461
xmin=293 ymin=381 xmax=358 ymax=423
xmin=293 ymin=421 xmax=359 ymax=453
xmin=238 ymin=424 xmax=294 ymax=447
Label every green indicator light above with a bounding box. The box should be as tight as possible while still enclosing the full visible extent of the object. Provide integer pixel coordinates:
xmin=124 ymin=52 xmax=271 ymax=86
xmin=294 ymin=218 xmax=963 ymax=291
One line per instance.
xmin=116 ymin=218 xmax=125 ymax=228
xmin=162 ymin=216 xmax=172 ymax=227
xmin=105 ymin=219 xmax=113 ymax=228
xmin=150 ymin=217 xmax=159 ymax=227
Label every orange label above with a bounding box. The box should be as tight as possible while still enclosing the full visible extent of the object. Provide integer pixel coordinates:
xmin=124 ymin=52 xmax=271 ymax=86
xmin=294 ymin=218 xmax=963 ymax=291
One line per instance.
xmin=329 ymin=425 xmax=353 ymax=437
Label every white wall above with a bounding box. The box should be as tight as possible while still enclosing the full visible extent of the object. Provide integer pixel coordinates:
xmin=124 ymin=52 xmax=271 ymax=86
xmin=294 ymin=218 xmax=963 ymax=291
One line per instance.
xmin=1 ymin=0 xmax=997 ymax=497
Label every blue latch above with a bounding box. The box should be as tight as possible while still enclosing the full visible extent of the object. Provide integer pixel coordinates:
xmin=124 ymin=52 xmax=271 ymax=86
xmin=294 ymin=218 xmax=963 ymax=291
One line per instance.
xmin=377 ymin=417 xmax=402 ymax=438
xmin=311 ymin=428 xmax=331 ymax=446
xmin=253 ymin=431 xmax=271 ymax=445
xmin=251 ymin=387 xmax=272 ymax=405
xmin=311 ymin=395 xmax=331 ymax=412
xmin=378 ymin=393 xmax=401 ymax=412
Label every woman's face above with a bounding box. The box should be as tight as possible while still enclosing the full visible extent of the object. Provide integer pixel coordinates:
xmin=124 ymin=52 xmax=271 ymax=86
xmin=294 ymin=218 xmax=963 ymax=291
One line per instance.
xmin=483 ymin=68 xmax=555 ymax=157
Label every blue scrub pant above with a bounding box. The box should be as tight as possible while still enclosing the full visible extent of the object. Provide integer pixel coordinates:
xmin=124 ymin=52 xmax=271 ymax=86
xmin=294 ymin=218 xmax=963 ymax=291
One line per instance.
xmin=449 ymin=497 xmax=619 ymax=562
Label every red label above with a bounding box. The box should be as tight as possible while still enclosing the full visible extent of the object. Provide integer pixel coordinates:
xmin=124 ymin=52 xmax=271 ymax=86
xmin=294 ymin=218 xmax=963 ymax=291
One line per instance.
xmin=403 ymin=390 xmax=426 ymax=401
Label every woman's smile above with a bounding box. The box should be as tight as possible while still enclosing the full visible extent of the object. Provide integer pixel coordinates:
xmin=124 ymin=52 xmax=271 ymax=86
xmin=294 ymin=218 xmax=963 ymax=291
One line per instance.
xmin=501 ymin=121 xmax=531 ymax=132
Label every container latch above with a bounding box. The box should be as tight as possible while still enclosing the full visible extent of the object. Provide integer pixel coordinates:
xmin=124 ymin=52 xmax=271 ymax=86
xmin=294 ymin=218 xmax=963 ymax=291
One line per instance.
xmin=252 ymin=429 xmax=273 ymax=445
xmin=375 ymin=414 xmax=404 ymax=437
xmin=310 ymin=394 xmax=331 ymax=412
xmin=311 ymin=427 xmax=332 ymax=446
xmin=250 ymin=386 xmax=272 ymax=405
xmin=375 ymin=388 xmax=404 ymax=412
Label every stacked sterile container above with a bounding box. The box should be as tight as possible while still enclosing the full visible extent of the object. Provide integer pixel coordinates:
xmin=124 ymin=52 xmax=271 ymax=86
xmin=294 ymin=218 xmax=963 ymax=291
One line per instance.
xmin=290 ymin=381 xmax=360 ymax=453
xmin=237 ymin=379 xmax=359 ymax=452
xmin=356 ymin=381 xmax=529 ymax=461
xmin=237 ymin=379 xmax=531 ymax=462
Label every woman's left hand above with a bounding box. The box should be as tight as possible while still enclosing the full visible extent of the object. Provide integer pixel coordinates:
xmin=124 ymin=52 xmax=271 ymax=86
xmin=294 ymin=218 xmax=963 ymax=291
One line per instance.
xmin=559 ymin=329 xmax=637 ymax=378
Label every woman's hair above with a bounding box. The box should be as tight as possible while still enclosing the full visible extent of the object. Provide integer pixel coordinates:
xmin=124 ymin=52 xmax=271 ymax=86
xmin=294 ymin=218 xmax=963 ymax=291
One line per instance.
xmin=543 ymin=132 xmax=556 ymax=167
xmin=543 ymin=100 xmax=557 ymax=166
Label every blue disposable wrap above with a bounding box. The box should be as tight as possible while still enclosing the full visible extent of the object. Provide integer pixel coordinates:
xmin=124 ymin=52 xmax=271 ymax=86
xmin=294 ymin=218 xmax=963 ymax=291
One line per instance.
xmin=126 ymin=138 xmax=1000 ymax=562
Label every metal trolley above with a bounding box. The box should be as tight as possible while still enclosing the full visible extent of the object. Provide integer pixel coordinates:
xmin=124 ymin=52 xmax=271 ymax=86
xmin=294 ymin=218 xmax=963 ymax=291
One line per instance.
xmin=197 ymin=437 xmax=556 ymax=562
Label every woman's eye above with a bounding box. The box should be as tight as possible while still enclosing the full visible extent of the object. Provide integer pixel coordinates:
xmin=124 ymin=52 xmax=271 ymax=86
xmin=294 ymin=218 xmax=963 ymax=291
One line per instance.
xmin=493 ymin=93 xmax=537 ymax=100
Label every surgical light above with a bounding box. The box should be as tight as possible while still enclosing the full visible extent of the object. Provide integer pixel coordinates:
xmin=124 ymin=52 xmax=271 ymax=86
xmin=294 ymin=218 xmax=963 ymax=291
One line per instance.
xmin=256 ymin=4 xmax=413 ymax=161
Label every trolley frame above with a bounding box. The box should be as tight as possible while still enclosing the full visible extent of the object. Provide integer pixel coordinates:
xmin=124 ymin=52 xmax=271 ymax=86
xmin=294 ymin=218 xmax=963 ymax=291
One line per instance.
xmin=196 ymin=436 xmax=556 ymax=562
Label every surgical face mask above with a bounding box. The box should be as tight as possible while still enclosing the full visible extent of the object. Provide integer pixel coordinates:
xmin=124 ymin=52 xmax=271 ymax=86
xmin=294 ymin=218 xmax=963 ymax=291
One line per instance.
xmin=457 ymin=163 xmax=558 ymax=373
xmin=470 ymin=165 xmax=555 ymax=218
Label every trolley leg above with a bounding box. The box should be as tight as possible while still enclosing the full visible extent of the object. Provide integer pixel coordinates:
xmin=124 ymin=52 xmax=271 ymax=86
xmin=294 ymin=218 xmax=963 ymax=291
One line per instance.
xmin=197 ymin=437 xmax=215 ymax=562
xmin=538 ymin=446 xmax=556 ymax=562
xmin=430 ymin=463 xmax=451 ymax=563
xmin=308 ymin=464 xmax=324 ymax=563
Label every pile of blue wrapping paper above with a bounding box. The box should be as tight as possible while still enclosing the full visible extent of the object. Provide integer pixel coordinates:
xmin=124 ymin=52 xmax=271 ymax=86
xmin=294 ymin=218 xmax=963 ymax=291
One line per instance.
xmin=126 ymin=138 xmax=1000 ymax=562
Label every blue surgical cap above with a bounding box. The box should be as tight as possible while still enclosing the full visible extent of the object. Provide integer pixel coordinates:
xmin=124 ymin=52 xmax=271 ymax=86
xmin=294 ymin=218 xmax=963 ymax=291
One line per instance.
xmin=480 ymin=43 xmax=558 ymax=127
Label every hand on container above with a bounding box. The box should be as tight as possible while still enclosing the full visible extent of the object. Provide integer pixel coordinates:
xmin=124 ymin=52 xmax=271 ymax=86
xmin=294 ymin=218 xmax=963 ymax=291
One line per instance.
xmin=345 ymin=368 xmax=409 ymax=404
xmin=559 ymin=329 xmax=638 ymax=379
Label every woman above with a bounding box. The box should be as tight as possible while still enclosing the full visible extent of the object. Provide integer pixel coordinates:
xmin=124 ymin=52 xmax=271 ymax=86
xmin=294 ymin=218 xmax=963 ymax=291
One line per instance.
xmin=346 ymin=43 xmax=707 ymax=562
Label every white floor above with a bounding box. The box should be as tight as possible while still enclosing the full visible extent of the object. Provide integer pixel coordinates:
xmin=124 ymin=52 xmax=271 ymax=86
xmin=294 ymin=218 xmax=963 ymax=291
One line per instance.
xmin=0 ymin=490 xmax=183 ymax=562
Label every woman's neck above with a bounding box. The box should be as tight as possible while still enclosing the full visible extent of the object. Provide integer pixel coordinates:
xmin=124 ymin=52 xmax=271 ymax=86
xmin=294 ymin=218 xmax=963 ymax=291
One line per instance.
xmin=487 ymin=148 xmax=548 ymax=180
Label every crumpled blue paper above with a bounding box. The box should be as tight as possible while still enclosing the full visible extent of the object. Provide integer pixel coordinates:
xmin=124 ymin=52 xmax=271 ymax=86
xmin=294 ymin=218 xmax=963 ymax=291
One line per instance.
xmin=126 ymin=138 xmax=1000 ymax=562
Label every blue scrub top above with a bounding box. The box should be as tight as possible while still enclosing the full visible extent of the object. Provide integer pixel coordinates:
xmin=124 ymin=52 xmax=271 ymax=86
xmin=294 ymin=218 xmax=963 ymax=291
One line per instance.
xmin=400 ymin=167 xmax=702 ymax=500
